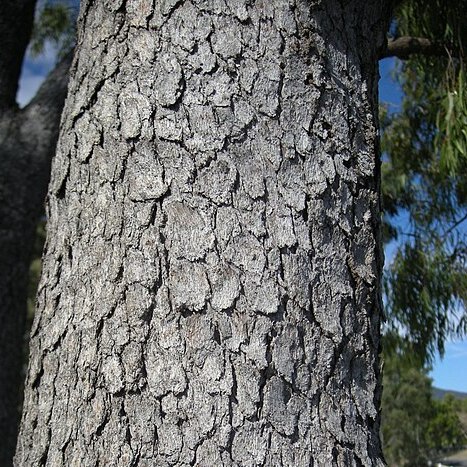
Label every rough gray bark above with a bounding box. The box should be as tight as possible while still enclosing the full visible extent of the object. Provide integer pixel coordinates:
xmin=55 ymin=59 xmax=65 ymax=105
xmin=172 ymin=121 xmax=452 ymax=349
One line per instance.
xmin=16 ymin=1 xmax=389 ymax=465
xmin=0 ymin=0 xmax=72 ymax=462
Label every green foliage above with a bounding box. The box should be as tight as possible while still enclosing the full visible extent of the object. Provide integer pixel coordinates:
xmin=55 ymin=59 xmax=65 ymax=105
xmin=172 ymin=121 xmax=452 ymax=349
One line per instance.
xmin=381 ymin=351 xmax=467 ymax=466
xmin=428 ymin=395 xmax=466 ymax=452
xmin=30 ymin=0 xmax=77 ymax=59
xmin=436 ymin=68 xmax=467 ymax=175
xmin=395 ymin=0 xmax=465 ymax=43
xmin=381 ymin=355 xmax=434 ymax=466
xmin=382 ymin=0 xmax=467 ymax=364
xmin=385 ymin=240 xmax=467 ymax=363
xmin=382 ymin=0 xmax=467 ymax=436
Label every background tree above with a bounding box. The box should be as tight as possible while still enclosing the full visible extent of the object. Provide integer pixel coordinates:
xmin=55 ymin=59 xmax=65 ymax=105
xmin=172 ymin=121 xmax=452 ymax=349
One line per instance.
xmin=381 ymin=0 xmax=467 ymax=364
xmin=380 ymin=2 xmax=467 ymax=463
xmin=381 ymin=356 xmax=434 ymax=466
xmin=381 ymin=354 xmax=466 ymax=466
xmin=428 ymin=394 xmax=466 ymax=453
xmin=0 ymin=0 xmax=74 ymax=463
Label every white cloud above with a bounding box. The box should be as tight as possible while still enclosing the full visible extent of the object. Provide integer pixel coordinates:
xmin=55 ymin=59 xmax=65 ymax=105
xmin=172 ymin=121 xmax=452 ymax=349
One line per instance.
xmin=443 ymin=341 xmax=467 ymax=359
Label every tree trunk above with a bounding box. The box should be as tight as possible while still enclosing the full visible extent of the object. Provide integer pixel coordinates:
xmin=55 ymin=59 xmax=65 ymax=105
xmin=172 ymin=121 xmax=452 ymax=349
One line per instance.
xmin=16 ymin=1 xmax=389 ymax=465
xmin=0 ymin=1 xmax=71 ymax=463
xmin=0 ymin=2 xmax=37 ymax=463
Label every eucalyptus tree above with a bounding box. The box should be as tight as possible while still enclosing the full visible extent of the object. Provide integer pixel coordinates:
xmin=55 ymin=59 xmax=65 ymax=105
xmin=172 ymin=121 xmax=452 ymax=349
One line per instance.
xmin=15 ymin=1 xmax=391 ymax=465
xmin=0 ymin=1 xmax=465 ymax=465
xmin=379 ymin=3 xmax=467 ymax=462
xmin=381 ymin=0 xmax=467 ymax=364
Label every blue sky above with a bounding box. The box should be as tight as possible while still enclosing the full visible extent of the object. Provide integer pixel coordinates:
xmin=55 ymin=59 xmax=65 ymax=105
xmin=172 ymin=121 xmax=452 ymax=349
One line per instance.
xmin=432 ymin=342 xmax=467 ymax=391
xmin=18 ymin=46 xmax=467 ymax=393
xmin=17 ymin=42 xmax=58 ymax=107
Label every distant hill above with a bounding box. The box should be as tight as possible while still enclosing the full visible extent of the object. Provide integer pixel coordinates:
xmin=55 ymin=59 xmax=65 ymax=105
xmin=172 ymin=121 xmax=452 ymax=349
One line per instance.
xmin=433 ymin=387 xmax=467 ymax=400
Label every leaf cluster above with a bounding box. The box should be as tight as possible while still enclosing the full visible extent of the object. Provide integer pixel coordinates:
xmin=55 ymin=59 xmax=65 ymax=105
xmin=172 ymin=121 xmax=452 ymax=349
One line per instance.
xmin=29 ymin=0 xmax=78 ymax=59
xmin=382 ymin=0 xmax=467 ymax=364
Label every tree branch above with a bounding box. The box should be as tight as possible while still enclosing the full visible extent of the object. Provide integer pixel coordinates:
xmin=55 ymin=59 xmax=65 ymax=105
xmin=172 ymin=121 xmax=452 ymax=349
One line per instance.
xmin=380 ymin=36 xmax=459 ymax=60
xmin=24 ymin=51 xmax=73 ymax=127
xmin=21 ymin=51 xmax=73 ymax=176
xmin=442 ymin=211 xmax=467 ymax=241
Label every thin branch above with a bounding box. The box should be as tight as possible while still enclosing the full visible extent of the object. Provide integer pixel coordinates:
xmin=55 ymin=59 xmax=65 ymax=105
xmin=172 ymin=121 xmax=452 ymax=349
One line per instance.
xmin=399 ymin=231 xmax=419 ymax=239
xmin=380 ymin=36 xmax=459 ymax=60
xmin=442 ymin=211 xmax=467 ymax=241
